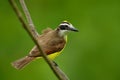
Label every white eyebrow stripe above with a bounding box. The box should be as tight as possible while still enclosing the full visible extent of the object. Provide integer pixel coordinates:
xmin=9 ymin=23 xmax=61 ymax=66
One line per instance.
xmin=69 ymin=24 xmax=75 ymax=28
xmin=60 ymin=23 xmax=69 ymax=25
xmin=60 ymin=23 xmax=75 ymax=29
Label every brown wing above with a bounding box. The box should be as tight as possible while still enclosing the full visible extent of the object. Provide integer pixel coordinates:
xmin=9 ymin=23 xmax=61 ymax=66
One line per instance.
xmin=27 ymin=46 xmax=40 ymax=57
xmin=28 ymin=29 xmax=66 ymax=57
xmin=43 ymin=38 xmax=66 ymax=55
xmin=28 ymin=38 xmax=66 ymax=57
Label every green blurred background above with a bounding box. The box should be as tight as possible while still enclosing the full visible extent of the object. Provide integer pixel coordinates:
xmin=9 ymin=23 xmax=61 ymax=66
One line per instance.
xmin=0 ymin=0 xmax=120 ymax=80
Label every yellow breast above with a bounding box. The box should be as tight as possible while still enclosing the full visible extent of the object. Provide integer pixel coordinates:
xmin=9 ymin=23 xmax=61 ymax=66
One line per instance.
xmin=48 ymin=36 xmax=67 ymax=60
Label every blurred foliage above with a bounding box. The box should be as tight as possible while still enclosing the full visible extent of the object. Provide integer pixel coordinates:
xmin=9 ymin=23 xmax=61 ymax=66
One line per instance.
xmin=0 ymin=0 xmax=120 ymax=80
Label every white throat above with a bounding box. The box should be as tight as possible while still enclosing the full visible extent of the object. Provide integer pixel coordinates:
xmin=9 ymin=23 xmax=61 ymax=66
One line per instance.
xmin=58 ymin=30 xmax=69 ymax=37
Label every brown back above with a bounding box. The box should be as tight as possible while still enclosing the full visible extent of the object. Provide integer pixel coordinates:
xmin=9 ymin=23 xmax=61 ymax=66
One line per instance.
xmin=28 ymin=28 xmax=66 ymax=57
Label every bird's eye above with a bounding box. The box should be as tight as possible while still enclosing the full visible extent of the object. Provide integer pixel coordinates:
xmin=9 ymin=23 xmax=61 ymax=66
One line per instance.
xmin=59 ymin=25 xmax=68 ymax=30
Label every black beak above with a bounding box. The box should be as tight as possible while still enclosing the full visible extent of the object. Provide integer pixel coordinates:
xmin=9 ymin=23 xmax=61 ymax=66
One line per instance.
xmin=69 ymin=27 xmax=79 ymax=32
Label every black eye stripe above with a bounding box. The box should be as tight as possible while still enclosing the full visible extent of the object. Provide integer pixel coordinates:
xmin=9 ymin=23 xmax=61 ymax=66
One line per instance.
xmin=59 ymin=25 xmax=68 ymax=30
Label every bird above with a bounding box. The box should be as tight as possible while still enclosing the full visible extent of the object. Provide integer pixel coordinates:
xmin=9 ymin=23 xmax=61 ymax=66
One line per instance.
xmin=12 ymin=21 xmax=78 ymax=70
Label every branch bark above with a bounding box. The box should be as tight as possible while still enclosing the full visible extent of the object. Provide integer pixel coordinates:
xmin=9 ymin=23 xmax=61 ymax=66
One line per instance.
xmin=19 ymin=0 xmax=39 ymax=38
xmin=9 ymin=0 xmax=69 ymax=80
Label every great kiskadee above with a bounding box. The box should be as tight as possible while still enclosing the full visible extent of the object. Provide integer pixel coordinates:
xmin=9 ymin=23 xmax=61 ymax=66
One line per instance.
xmin=12 ymin=21 xmax=78 ymax=69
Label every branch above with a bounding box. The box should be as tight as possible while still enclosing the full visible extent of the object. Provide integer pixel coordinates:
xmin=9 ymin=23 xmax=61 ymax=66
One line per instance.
xmin=9 ymin=0 xmax=69 ymax=80
xmin=19 ymin=0 xmax=39 ymax=38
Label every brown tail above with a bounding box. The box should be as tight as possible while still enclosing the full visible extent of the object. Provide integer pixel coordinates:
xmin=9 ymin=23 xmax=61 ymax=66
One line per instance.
xmin=11 ymin=56 xmax=35 ymax=70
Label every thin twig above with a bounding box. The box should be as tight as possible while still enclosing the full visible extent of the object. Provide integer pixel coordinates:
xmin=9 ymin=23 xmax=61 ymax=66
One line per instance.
xmin=9 ymin=0 xmax=69 ymax=80
xmin=19 ymin=0 xmax=39 ymax=38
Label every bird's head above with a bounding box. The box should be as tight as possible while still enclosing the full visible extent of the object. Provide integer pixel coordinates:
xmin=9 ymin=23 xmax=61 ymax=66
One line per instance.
xmin=57 ymin=21 xmax=79 ymax=37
